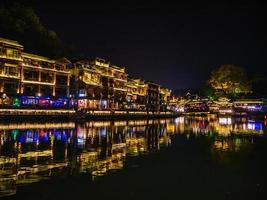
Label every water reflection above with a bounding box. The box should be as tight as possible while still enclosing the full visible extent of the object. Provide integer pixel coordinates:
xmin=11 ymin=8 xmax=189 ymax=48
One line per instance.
xmin=0 ymin=117 xmax=266 ymax=197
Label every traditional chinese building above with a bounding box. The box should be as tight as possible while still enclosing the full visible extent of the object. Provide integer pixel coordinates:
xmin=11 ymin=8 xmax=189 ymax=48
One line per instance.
xmin=19 ymin=54 xmax=71 ymax=107
xmin=0 ymin=37 xmax=174 ymax=112
xmin=0 ymin=38 xmax=71 ymax=108
xmin=90 ymin=57 xmax=127 ymax=110
xmin=90 ymin=58 xmax=112 ymax=109
xmin=112 ymin=64 xmax=127 ymax=109
xmin=126 ymin=77 xmax=147 ymax=110
xmin=146 ymin=81 xmax=160 ymax=112
xmin=0 ymin=38 xmax=23 ymax=106
xmin=21 ymin=53 xmax=70 ymax=96
xmin=71 ymin=60 xmax=103 ymax=110
xmin=159 ymin=87 xmax=171 ymax=111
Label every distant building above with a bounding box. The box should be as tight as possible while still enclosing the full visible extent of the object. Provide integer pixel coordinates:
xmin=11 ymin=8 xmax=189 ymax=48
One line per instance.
xmin=159 ymin=87 xmax=171 ymax=111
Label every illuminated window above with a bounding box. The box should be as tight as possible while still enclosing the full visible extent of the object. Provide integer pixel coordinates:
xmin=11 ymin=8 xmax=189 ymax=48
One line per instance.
xmin=6 ymin=49 xmax=19 ymax=58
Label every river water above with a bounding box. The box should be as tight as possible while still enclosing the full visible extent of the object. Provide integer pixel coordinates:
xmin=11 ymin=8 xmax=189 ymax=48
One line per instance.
xmin=0 ymin=116 xmax=267 ymax=199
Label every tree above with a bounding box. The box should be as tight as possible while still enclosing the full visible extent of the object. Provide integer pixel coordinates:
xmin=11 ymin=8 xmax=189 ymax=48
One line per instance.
xmin=199 ymin=83 xmax=216 ymax=100
xmin=0 ymin=2 xmax=77 ymax=58
xmin=208 ymin=64 xmax=251 ymax=96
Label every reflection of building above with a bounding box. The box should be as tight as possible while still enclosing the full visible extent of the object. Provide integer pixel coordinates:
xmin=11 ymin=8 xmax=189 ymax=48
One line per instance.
xmin=0 ymin=119 xmax=171 ymax=197
xmin=1 ymin=117 xmax=265 ymax=197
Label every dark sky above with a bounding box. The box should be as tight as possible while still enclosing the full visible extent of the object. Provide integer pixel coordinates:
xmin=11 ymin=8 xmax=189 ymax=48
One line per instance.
xmin=20 ymin=1 xmax=267 ymax=90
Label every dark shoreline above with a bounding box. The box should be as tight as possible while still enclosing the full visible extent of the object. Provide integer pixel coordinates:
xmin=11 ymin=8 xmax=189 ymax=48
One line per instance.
xmin=0 ymin=113 xmax=180 ymax=122
xmin=0 ymin=109 xmax=266 ymax=122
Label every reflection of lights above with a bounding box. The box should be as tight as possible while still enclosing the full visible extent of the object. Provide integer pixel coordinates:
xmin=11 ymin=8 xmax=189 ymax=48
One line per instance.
xmin=174 ymin=106 xmax=184 ymax=112
xmin=167 ymin=124 xmax=175 ymax=133
xmin=213 ymin=140 xmax=229 ymax=151
xmin=174 ymin=117 xmax=184 ymax=124
xmin=0 ymin=122 xmax=75 ymax=130
xmin=112 ymin=143 xmax=126 ymax=150
xmin=1 ymin=117 xmax=266 ymax=198
xmin=219 ymin=117 xmax=232 ymax=125
xmin=247 ymin=123 xmax=255 ymax=130
xmin=100 ymin=128 xmax=107 ymax=136
xmin=218 ymin=108 xmax=233 ymax=114
xmin=85 ymin=121 xmax=111 ymax=127
xmin=247 ymin=122 xmax=262 ymax=131
xmin=114 ymin=121 xmax=127 ymax=126
xmin=11 ymin=129 xmax=18 ymax=140
xmin=18 ymin=150 xmax=52 ymax=158
xmin=247 ymin=105 xmax=262 ymax=111
xmin=77 ymin=138 xmax=85 ymax=146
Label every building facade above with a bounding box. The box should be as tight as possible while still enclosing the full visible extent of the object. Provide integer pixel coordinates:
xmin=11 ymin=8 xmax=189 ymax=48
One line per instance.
xmin=0 ymin=38 xmax=23 ymax=106
xmin=71 ymin=60 xmax=104 ymax=110
xmin=0 ymin=38 xmax=71 ymax=108
xmin=126 ymin=77 xmax=147 ymax=110
xmin=146 ymin=81 xmax=160 ymax=112
xmin=0 ymin=37 xmax=174 ymax=111
xmin=90 ymin=58 xmax=127 ymax=110
xmin=159 ymin=87 xmax=171 ymax=111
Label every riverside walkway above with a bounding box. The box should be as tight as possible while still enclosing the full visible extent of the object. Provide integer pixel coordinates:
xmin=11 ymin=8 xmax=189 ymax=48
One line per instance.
xmin=0 ymin=108 xmax=178 ymax=121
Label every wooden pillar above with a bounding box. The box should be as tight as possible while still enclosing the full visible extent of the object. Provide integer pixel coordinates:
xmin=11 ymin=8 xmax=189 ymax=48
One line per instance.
xmin=0 ymin=80 xmax=3 ymax=93
xmin=38 ymin=70 xmax=41 ymax=82
xmin=53 ymin=72 xmax=56 ymax=97
xmin=20 ymin=64 xmax=24 ymax=94
xmin=67 ymin=74 xmax=70 ymax=97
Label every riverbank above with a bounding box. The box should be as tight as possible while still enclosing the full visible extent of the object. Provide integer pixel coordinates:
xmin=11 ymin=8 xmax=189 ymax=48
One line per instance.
xmin=0 ymin=108 xmax=179 ymax=121
xmin=0 ymin=108 xmax=266 ymax=122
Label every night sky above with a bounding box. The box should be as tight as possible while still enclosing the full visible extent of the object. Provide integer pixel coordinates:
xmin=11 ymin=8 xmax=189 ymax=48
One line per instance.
xmin=17 ymin=1 xmax=267 ymax=90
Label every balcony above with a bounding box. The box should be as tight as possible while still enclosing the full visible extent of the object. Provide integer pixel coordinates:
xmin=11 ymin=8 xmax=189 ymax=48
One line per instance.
xmin=95 ymin=60 xmax=109 ymax=68
xmin=113 ymin=74 xmax=127 ymax=82
xmin=0 ymin=64 xmax=20 ymax=79
xmin=0 ymin=54 xmax=22 ymax=61
xmin=114 ymin=87 xmax=127 ymax=92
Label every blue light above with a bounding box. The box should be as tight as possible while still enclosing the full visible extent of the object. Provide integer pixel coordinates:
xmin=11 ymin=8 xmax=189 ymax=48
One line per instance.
xmin=254 ymin=122 xmax=262 ymax=131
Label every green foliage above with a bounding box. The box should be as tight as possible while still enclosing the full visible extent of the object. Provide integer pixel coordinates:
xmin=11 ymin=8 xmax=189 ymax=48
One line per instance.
xmin=208 ymin=64 xmax=251 ymax=97
xmin=0 ymin=2 xmax=76 ymax=58
xmin=199 ymin=83 xmax=217 ymax=100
